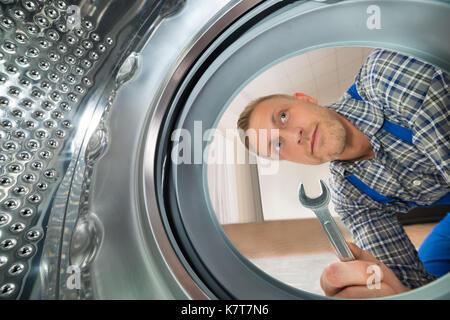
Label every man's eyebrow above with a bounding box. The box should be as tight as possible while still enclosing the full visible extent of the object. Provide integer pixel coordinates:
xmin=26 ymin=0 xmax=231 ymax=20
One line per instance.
xmin=267 ymin=139 xmax=272 ymax=158
xmin=268 ymin=134 xmax=281 ymax=159
xmin=271 ymin=109 xmax=277 ymax=126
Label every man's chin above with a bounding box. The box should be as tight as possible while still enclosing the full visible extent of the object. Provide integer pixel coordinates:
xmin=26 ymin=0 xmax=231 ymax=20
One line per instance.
xmin=297 ymin=157 xmax=328 ymax=166
xmin=314 ymin=151 xmax=343 ymax=164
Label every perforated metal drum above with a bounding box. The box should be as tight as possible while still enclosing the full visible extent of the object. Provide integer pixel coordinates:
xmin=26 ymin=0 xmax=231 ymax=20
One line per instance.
xmin=0 ymin=0 xmax=181 ymax=299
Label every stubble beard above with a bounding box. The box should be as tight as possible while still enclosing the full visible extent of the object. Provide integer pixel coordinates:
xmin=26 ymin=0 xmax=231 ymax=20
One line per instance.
xmin=318 ymin=109 xmax=347 ymax=162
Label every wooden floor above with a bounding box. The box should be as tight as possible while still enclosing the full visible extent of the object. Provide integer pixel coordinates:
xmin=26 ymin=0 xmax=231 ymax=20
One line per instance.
xmin=222 ymin=218 xmax=436 ymax=259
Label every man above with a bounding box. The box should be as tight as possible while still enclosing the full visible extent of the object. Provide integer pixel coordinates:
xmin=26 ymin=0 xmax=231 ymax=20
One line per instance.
xmin=237 ymin=48 xmax=449 ymax=298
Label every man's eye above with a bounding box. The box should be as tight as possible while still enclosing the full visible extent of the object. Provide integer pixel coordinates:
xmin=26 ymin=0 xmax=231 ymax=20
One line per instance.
xmin=280 ymin=112 xmax=288 ymax=124
xmin=275 ymin=141 xmax=282 ymax=151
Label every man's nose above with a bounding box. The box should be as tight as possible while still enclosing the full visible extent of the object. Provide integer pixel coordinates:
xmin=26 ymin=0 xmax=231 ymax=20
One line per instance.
xmin=281 ymin=127 xmax=302 ymax=144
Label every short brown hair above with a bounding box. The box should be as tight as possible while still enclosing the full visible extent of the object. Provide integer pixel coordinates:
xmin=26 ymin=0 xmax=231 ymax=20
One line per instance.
xmin=237 ymin=94 xmax=294 ymax=151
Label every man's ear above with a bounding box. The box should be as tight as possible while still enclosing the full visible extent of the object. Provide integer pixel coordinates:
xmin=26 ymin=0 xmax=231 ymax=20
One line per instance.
xmin=293 ymin=92 xmax=318 ymax=104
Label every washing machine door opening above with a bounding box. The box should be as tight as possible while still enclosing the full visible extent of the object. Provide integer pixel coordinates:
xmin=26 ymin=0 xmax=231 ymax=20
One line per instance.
xmin=204 ymin=44 xmax=450 ymax=297
xmin=144 ymin=0 xmax=450 ymax=300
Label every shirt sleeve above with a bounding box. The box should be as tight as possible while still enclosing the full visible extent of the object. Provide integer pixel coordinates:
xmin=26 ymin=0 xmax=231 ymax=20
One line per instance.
xmin=411 ymin=68 xmax=450 ymax=184
xmin=329 ymin=173 xmax=438 ymax=289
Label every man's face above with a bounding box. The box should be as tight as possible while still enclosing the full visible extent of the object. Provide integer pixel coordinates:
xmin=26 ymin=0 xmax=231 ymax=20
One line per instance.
xmin=247 ymin=96 xmax=347 ymax=165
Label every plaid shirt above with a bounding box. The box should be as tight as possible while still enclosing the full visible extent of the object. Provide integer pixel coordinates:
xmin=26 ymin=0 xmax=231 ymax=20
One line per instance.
xmin=327 ymin=49 xmax=449 ymax=289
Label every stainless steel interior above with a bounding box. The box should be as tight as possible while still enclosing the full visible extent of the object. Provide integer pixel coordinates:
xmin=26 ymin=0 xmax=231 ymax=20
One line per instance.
xmin=0 ymin=0 xmax=193 ymax=299
xmin=0 ymin=0 xmax=449 ymax=300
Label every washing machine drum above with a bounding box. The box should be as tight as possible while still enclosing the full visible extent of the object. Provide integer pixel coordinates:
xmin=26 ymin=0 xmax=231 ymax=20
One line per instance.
xmin=0 ymin=0 xmax=449 ymax=299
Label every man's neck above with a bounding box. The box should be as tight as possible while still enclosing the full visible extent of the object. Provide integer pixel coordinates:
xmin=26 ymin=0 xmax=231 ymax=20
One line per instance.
xmin=332 ymin=111 xmax=375 ymax=161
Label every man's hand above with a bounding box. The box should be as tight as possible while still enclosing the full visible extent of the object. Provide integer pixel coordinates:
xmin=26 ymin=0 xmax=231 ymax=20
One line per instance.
xmin=320 ymin=242 xmax=410 ymax=298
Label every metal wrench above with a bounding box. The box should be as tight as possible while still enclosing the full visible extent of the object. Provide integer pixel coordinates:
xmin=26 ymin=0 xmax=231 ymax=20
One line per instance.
xmin=298 ymin=180 xmax=355 ymax=262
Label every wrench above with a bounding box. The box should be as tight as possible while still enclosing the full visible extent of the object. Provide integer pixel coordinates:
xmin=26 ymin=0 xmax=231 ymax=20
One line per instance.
xmin=298 ymin=180 xmax=355 ymax=262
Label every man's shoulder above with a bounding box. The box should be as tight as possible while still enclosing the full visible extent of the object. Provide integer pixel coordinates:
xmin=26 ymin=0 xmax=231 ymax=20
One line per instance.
xmin=362 ymin=48 xmax=407 ymax=67
xmin=361 ymin=48 xmax=439 ymax=80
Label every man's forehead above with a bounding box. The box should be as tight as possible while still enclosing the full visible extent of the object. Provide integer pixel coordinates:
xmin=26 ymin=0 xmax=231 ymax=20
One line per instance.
xmin=249 ymin=96 xmax=287 ymax=127
xmin=246 ymin=95 xmax=294 ymax=156
xmin=258 ymin=96 xmax=287 ymax=110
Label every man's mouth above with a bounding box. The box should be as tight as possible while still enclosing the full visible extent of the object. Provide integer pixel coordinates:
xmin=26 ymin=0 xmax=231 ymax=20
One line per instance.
xmin=311 ymin=125 xmax=318 ymax=155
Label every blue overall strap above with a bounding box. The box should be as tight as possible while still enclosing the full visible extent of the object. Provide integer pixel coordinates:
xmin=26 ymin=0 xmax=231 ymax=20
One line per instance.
xmin=346 ymin=174 xmax=450 ymax=206
xmin=345 ymin=84 xmax=450 ymax=206
xmin=427 ymin=193 xmax=450 ymax=206
xmin=347 ymin=83 xmax=363 ymax=101
xmin=381 ymin=120 xmax=413 ymax=145
xmin=345 ymin=174 xmax=396 ymax=204
xmin=347 ymin=83 xmax=413 ymax=144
